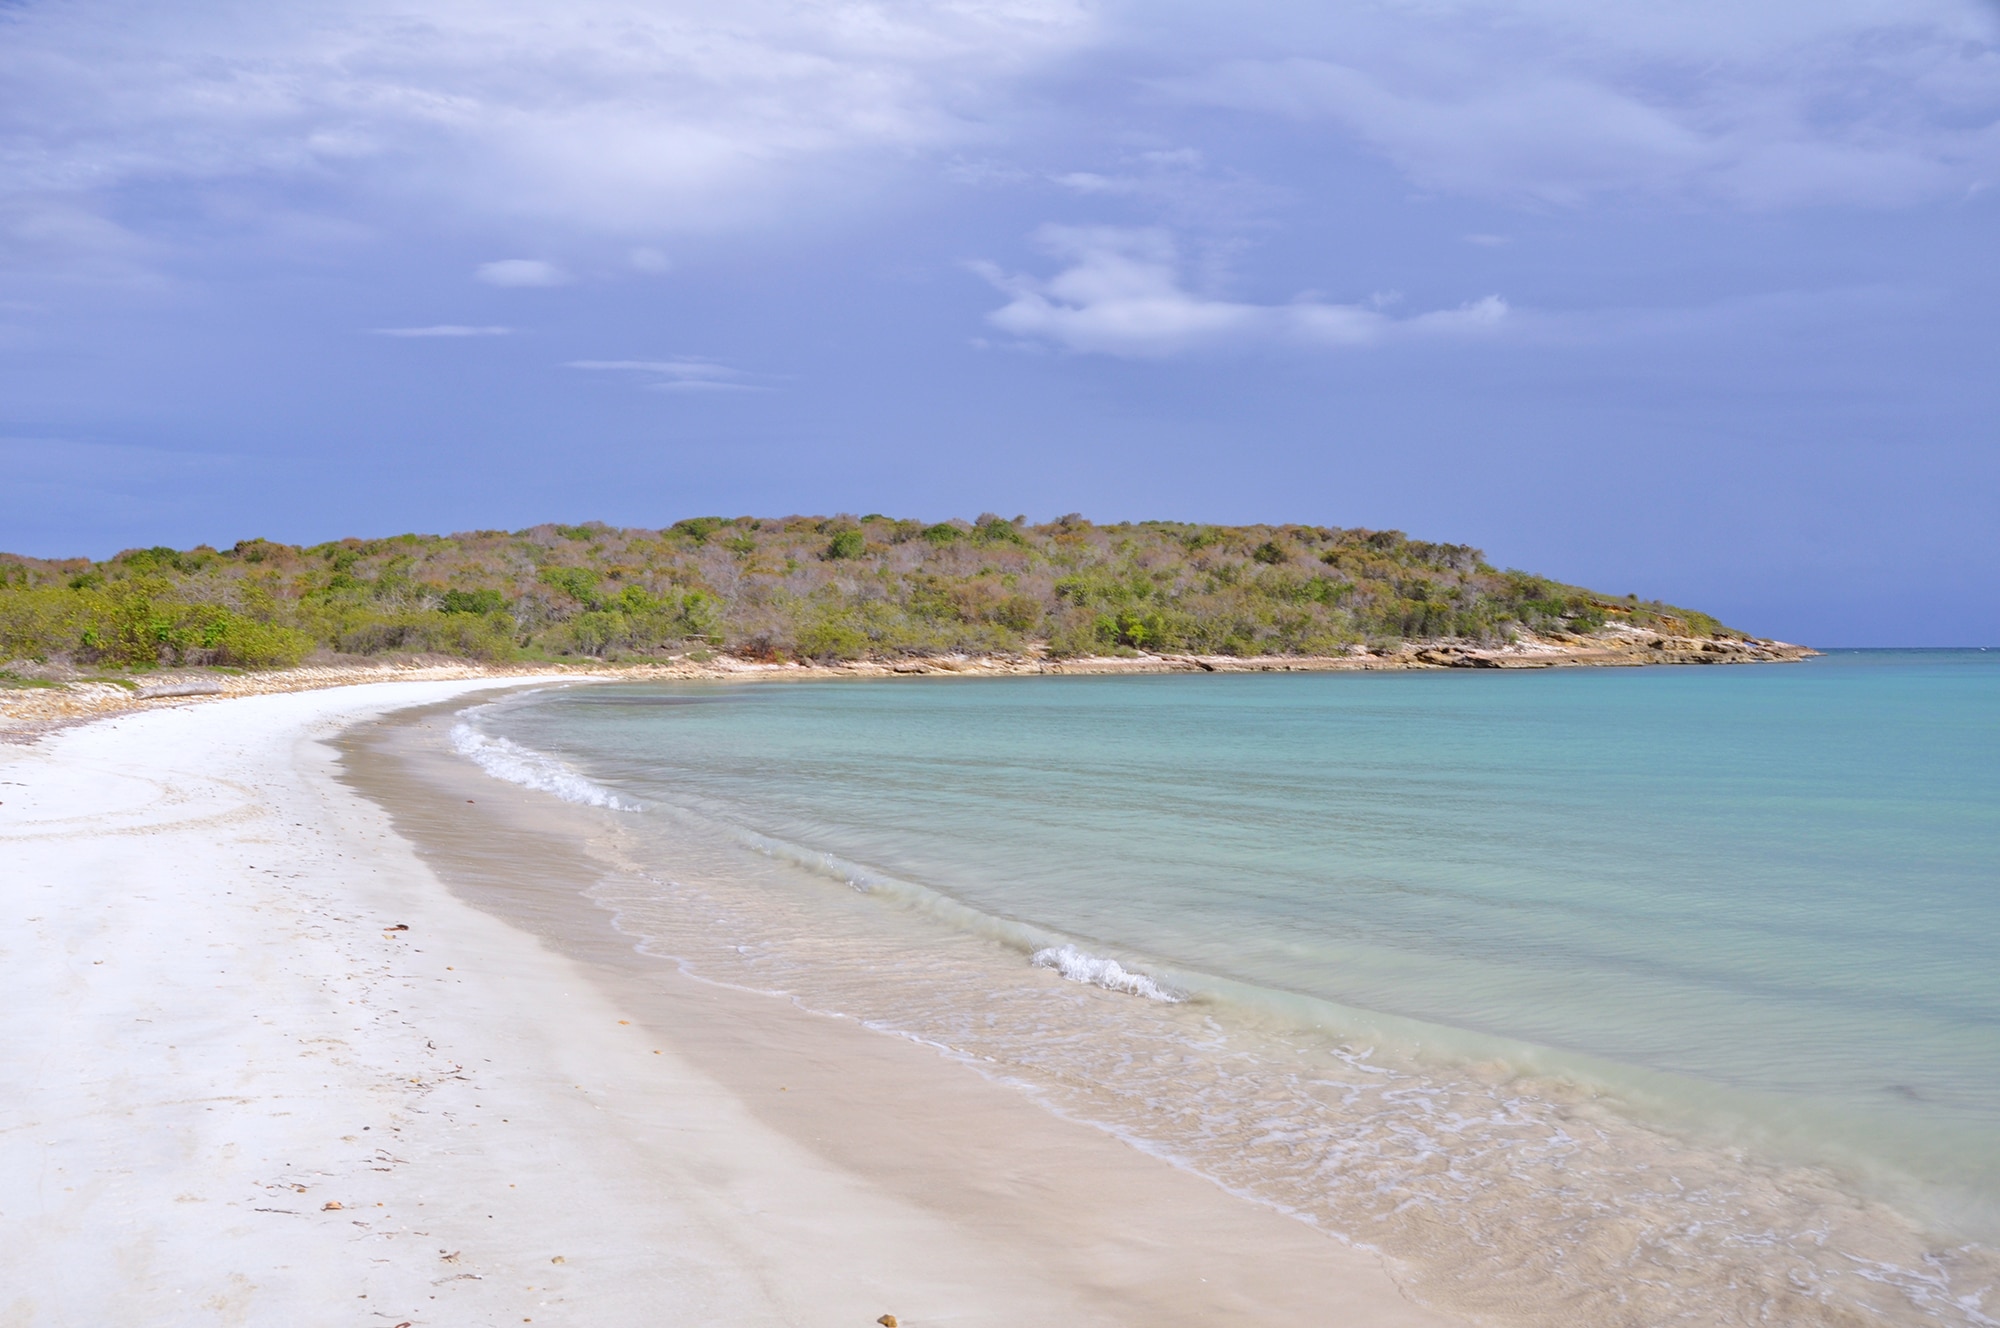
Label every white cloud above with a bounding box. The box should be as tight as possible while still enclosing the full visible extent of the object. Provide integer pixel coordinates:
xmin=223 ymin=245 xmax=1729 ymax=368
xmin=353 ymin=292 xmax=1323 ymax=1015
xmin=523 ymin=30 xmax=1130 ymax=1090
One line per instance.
xmin=0 ymin=0 xmax=1988 ymax=307
xmin=1051 ymin=172 xmax=1126 ymax=194
xmin=628 ymin=247 xmax=672 ymax=274
xmin=973 ymin=227 xmax=1506 ymax=357
xmin=0 ymin=0 xmax=1984 ymax=316
xmin=0 ymin=0 xmax=1096 ymax=251
xmin=475 ymin=259 xmax=567 ymax=288
xmin=567 ymin=358 xmax=763 ymax=392
xmin=0 ymin=197 xmax=159 ymax=285
xmin=1162 ymin=0 xmax=2000 ymax=207
xmin=1043 ymin=147 xmax=1278 ymax=231
xmin=370 ymin=324 xmax=512 ymax=337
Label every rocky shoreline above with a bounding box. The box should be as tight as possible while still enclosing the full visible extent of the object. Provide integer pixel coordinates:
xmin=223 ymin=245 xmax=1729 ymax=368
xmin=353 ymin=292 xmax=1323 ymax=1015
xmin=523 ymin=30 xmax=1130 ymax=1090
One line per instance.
xmin=0 ymin=628 xmax=1814 ymax=741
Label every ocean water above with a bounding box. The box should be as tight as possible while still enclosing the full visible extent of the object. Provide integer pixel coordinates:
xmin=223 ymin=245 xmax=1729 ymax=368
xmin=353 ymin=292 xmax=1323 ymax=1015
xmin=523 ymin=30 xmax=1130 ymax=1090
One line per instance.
xmin=455 ymin=651 xmax=2000 ymax=1326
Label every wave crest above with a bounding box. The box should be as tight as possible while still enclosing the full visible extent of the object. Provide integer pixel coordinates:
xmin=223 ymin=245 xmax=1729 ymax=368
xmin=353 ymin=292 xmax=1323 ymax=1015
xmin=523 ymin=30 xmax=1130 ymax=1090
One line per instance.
xmin=1031 ymin=944 xmax=1183 ymax=1002
xmin=448 ymin=722 xmax=640 ymax=811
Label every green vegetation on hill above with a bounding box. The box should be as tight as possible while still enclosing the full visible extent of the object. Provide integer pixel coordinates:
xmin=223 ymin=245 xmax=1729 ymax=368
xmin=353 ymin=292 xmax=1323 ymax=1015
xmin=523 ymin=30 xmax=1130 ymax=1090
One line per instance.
xmin=0 ymin=515 xmax=1740 ymax=670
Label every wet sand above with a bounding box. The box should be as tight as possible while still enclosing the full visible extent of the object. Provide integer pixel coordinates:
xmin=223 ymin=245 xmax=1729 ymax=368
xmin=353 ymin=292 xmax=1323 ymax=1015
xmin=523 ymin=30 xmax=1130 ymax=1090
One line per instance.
xmin=0 ymin=679 xmax=1458 ymax=1326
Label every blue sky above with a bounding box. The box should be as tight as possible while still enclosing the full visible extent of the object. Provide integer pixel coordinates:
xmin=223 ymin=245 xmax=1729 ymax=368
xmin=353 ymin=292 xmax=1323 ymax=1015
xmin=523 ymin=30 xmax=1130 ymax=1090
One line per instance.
xmin=2 ymin=0 xmax=1996 ymax=645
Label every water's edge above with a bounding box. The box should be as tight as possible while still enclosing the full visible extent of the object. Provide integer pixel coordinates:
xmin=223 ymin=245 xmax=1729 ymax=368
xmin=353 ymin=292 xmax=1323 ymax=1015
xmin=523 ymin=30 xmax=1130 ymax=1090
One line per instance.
xmin=330 ymin=691 xmax=1476 ymax=1327
xmin=440 ymin=677 xmax=2000 ymax=1328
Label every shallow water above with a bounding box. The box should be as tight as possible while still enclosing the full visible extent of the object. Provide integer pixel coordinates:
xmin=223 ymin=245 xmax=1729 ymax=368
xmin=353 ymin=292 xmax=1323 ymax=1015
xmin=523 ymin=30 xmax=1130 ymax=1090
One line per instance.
xmin=457 ymin=651 xmax=2000 ymax=1326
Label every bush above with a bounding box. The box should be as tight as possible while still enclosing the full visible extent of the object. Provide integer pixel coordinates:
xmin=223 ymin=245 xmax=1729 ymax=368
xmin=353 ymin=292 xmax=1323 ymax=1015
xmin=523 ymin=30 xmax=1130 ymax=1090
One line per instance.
xmin=670 ymin=517 xmax=727 ymax=543
xmin=796 ymin=613 xmax=868 ymax=659
xmin=440 ymin=588 xmax=507 ymax=615
xmin=47 ymin=581 xmax=317 ymax=667
xmin=0 ymin=587 xmax=95 ymax=662
xmin=972 ymin=515 xmax=1028 ymax=546
xmin=538 ymin=566 xmax=602 ymax=608
xmin=678 ymin=590 xmax=723 ymax=639
xmin=990 ymin=594 xmax=1041 ymax=633
xmin=563 ymin=610 xmax=628 ymax=656
xmin=0 ymin=515 xmax=1722 ymax=671
xmin=330 ymin=609 xmax=513 ymax=661
xmin=186 ymin=612 xmax=313 ymax=667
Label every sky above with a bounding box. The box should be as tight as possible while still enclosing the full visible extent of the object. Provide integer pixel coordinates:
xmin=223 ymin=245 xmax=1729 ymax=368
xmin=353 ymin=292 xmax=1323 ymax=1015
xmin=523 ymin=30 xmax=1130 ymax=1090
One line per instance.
xmin=2 ymin=0 xmax=1996 ymax=645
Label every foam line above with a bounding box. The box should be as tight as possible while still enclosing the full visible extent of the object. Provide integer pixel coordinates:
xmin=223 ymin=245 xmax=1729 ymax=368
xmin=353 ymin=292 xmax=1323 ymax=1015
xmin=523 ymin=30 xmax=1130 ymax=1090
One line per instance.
xmin=1031 ymin=944 xmax=1184 ymax=1002
xmin=448 ymin=721 xmax=640 ymax=811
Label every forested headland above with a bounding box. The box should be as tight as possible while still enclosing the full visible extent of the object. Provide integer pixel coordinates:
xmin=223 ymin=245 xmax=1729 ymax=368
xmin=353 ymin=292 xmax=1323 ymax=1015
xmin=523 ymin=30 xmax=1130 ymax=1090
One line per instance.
xmin=1 ymin=514 xmax=1754 ymax=674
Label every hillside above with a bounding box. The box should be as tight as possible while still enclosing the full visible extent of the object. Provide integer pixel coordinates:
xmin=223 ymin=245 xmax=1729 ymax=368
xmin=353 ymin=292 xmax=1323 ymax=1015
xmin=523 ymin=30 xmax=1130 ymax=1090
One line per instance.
xmin=1 ymin=514 xmax=1782 ymax=674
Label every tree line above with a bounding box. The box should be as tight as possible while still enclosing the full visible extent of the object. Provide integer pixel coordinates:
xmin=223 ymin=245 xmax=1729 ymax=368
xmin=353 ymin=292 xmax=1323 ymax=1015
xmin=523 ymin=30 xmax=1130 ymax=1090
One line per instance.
xmin=0 ymin=514 xmax=1737 ymax=671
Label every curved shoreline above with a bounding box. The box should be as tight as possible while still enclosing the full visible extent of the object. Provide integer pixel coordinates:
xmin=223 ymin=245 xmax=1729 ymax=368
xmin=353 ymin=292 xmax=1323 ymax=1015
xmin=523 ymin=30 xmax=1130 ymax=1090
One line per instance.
xmin=442 ymin=676 xmax=2000 ymax=1328
xmin=0 ymin=627 xmax=1814 ymax=742
xmin=0 ymin=679 xmax=1463 ymax=1326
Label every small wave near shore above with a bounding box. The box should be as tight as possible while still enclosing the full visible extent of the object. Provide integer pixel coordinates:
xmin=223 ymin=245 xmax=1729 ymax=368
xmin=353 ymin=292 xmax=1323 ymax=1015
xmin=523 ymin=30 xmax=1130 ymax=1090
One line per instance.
xmin=1031 ymin=944 xmax=1184 ymax=1002
xmin=448 ymin=713 xmax=640 ymax=811
xmin=442 ymin=678 xmax=2000 ymax=1328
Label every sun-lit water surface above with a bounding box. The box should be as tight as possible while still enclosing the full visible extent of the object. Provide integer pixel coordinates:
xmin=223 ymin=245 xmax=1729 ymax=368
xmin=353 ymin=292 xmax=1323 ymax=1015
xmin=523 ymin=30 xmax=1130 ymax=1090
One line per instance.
xmin=462 ymin=651 xmax=2000 ymax=1325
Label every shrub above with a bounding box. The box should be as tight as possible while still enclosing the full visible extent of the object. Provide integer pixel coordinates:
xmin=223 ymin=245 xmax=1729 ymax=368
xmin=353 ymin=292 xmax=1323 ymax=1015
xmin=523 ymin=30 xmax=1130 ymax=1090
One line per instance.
xmin=538 ymin=566 xmax=602 ymax=608
xmin=0 ymin=515 xmax=1721 ymax=671
xmin=421 ymin=613 xmax=517 ymax=662
xmin=439 ymin=588 xmax=507 ymax=615
xmin=59 ymin=581 xmax=316 ymax=667
xmin=677 ymin=590 xmax=723 ymax=639
xmin=795 ymin=613 xmax=868 ymax=659
xmin=229 ymin=538 xmax=295 ymax=564
xmin=563 ymin=610 xmax=628 ymax=656
xmin=972 ymin=515 xmax=1028 ymax=546
xmin=0 ymin=587 xmax=95 ymax=662
xmin=186 ymin=612 xmax=313 ymax=667
xmin=670 ymin=517 xmax=727 ymax=543
xmin=990 ymin=594 xmax=1041 ymax=633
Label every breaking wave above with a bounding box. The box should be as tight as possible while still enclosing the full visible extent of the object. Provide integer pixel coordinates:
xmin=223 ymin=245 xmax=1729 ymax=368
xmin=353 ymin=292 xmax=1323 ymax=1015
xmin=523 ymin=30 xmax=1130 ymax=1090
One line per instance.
xmin=1032 ymin=944 xmax=1184 ymax=1002
xmin=448 ymin=721 xmax=640 ymax=811
xmin=702 ymin=819 xmax=1190 ymax=1005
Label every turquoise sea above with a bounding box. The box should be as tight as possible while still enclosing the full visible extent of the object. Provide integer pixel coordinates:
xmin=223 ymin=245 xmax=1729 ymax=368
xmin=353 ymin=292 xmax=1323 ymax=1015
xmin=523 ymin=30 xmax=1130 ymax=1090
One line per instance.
xmin=456 ymin=650 xmax=2000 ymax=1326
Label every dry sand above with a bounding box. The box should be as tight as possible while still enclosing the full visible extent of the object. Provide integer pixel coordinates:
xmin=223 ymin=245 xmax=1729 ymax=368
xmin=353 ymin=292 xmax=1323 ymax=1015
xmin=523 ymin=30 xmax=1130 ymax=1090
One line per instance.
xmin=0 ymin=680 xmax=1464 ymax=1327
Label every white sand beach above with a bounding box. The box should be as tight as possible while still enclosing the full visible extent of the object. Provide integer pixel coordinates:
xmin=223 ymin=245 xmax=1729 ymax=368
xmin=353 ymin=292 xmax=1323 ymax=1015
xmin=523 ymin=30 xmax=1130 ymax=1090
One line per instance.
xmin=0 ymin=681 xmax=1459 ymax=1327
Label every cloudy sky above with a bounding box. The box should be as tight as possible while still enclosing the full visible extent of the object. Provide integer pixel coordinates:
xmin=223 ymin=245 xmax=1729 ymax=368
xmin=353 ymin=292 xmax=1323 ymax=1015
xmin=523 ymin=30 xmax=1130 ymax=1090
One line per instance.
xmin=2 ymin=0 xmax=1996 ymax=644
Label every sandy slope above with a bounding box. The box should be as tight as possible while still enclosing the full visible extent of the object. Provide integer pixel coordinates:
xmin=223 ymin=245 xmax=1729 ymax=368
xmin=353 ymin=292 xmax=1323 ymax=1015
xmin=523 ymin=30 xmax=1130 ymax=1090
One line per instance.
xmin=0 ymin=682 xmax=1459 ymax=1327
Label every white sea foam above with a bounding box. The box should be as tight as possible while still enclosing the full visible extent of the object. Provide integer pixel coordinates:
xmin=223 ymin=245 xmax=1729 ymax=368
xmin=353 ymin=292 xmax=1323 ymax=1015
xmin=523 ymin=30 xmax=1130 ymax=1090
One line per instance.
xmin=731 ymin=827 xmax=1183 ymax=1003
xmin=448 ymin=722 xmax=639 ymax=811
xmin=1032 ymin=944 xmax=1183 ymax=1002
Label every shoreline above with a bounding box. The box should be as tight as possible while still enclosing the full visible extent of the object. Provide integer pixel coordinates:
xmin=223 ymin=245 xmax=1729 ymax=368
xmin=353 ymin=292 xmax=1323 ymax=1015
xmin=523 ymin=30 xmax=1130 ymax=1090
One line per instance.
xmin=440 ymin=672 xmax=1999 ymax=1327
xmin=0 ymin=678 xmax=1462 ymax=1325
xmin=0 ymin=626 xmax=1814 ymax=742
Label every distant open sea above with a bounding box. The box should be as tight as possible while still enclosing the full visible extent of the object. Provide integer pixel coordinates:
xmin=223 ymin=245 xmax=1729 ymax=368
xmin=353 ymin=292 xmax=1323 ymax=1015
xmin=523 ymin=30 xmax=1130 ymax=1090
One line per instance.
xmin=456 ymin=650 xmax=2000 ymax=1326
